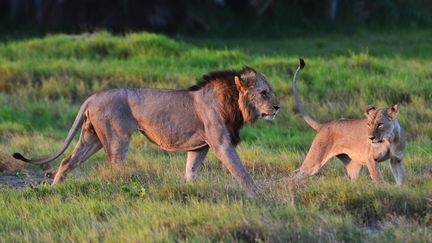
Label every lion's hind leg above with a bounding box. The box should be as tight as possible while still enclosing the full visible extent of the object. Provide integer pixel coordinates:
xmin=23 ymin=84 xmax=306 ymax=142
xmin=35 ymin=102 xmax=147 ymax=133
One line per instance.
xmin=185 ymin=147 xmax=209 ymax=182
xmin=90 ymin=115 xmax=135 ymax=165
xmin=52 ymin=128 xmax=102 ymax=185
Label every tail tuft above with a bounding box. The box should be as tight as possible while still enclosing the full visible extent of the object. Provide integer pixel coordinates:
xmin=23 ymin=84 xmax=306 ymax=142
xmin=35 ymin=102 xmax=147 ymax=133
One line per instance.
xmin=292 ymin=58 xmax=321 ymax=131
xmin=12 ymin=152 xmax=28 ymax=162
xmin=299 ymin=58 xmax=306 ymax=69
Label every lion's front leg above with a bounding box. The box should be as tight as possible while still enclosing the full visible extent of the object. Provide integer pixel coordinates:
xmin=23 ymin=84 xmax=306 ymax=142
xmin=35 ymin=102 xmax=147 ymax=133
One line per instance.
xmin=211 ymin=142 xmax=257 ymax=197
xmin=390 ymin=156 xmax=405 ymax=186
xmin=185 ymin=147 xmax=209 ymax=182
xmin=201 ymin=111 xmax=258 ymax=197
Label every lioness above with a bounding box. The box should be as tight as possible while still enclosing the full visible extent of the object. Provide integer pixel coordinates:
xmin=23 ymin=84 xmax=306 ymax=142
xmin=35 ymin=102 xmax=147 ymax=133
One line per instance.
xmin=292 ymin=59 xmax=405 ymax=185
xmin=13 ymin=67 xmax=280 ymax=196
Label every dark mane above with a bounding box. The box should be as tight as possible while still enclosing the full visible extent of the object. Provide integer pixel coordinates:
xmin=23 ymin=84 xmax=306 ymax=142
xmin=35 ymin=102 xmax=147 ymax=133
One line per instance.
xmin=188 ymin=67 xmax=256 ymax=91
xmin=187 ymin=67 xmax=258 ymax=146
xmin=188 ymin=70 xmax=239 ymax=91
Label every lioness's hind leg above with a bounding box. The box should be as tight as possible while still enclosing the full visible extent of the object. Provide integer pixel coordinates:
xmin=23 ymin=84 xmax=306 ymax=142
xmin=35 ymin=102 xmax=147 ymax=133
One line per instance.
xmin=185 ymin=147 xmax=209 ymax=182
xmin=52 ymin=129 xmax=102 ymax=185
xmin=297 ymin=137 xmax=335 ymax=176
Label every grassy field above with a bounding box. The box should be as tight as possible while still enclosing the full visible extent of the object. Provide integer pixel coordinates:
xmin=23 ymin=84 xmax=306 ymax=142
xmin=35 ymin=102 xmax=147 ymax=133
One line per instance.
xmin=0 ymin=30 xmax=431 ymax=242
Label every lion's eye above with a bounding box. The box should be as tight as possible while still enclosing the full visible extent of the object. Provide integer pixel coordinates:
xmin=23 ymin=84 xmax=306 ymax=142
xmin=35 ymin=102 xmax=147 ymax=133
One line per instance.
xmin=377 ymin=123 xmax=384 ymax=128
xmin=261 ymin=90 xmax=268 ymax=99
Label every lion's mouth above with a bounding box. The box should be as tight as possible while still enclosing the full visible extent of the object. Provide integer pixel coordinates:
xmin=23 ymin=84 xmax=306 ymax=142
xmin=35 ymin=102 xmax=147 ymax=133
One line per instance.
xmin=261 ymin=112 xmax=277 ymax=121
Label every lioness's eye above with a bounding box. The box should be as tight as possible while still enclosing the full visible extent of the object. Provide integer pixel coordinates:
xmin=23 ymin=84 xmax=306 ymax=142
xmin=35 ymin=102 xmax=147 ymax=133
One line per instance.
xmin=261 ymin=90 xmax=268 ymax=99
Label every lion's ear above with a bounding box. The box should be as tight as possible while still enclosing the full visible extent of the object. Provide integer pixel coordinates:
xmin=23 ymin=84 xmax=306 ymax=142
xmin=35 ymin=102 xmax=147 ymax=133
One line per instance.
xmin=365 ymin=104 xmax=376 ymax=118
xmin=235 ymin=75 xmax=254 ymax=92
xmin=388 ymin=104 xmax=398 ymax=120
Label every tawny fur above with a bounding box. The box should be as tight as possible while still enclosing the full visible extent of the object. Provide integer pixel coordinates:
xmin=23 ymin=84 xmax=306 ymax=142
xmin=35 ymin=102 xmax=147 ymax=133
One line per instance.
xmin=292 ymin=59 xmax=405 ymax=185
xmin=13 ymin=67 xmax=280 ymax=197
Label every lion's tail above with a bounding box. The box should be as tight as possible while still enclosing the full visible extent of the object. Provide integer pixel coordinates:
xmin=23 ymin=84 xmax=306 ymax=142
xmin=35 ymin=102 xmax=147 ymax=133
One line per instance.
xmin=12 ymin=99 xmax=90 ymax=165
xmin=293 ymin=59 xmax=322 ymax=131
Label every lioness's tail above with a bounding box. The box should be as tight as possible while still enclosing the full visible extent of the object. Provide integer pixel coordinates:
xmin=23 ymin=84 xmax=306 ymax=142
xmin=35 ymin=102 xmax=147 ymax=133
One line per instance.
xmin=293 ymin=59 xmax=322 ymax=131
xmin=12 ymin=100 xmax=90 ymax=165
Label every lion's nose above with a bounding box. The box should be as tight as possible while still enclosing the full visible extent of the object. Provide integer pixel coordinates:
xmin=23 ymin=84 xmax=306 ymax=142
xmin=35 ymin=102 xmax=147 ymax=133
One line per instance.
xmin=273 ymin=105 xmax=280 ymax=111
xmin=369 ymin=136 xmax=375 ymax=141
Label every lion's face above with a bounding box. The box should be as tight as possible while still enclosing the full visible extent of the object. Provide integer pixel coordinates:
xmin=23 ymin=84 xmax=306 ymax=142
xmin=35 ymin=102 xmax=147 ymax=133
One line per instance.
xmin=365 ymin=105 xmax=398 ymax=144
xmin=235 ymin=68 xmax=280 ymax=122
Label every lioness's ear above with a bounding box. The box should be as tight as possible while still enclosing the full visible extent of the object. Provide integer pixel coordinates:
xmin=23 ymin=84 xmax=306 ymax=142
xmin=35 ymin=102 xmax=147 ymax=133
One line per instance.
xmin=388 ymin=104 xmax=398 ymax=119
xmin=365 ymin=104 xmax=376 ymax=118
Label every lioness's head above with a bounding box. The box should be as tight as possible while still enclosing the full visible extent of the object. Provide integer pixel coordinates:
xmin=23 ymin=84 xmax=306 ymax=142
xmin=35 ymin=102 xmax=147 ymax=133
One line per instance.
xmin=234 ymin=68 xmax=280 ymax=122
xmin=365 ymin=104 xmax=398 ymax=144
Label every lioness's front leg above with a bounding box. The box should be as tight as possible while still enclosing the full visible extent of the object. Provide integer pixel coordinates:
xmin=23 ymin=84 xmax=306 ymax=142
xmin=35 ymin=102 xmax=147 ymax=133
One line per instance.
xmin=390 ymin=156 xmax=404 ymax=186
xmin=185 ymin=147 xmax=209 ymax=182
xmin=345 ymin=161 xmax=363 ymax=179
xmin=366 ymin=159 xmax=383 ymax=182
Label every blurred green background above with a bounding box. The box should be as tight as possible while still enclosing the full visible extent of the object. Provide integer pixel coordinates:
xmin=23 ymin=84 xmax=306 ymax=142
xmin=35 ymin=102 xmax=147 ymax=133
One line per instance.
xmin=1 ymin=0 xmax=432 ymax=36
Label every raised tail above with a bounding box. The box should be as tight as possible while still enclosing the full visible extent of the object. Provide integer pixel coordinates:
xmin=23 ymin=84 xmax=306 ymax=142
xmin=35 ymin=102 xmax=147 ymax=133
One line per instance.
xmin=12 ymin=100 xmax=90 ymax=165
xmin=293 ymin=59 xmax=322 ymax=131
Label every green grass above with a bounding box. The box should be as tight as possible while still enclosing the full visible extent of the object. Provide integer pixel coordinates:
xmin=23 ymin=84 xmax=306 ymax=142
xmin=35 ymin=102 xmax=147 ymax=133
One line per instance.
xmin=0 ymin=31 xmax=431 ymax=242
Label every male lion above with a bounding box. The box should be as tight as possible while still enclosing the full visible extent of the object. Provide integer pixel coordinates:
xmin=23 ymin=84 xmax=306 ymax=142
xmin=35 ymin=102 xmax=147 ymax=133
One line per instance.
xmin=292 ymin=59 xmax=405 ymax=185
xmin=13 ymin=67 xmax=280 ymax=196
